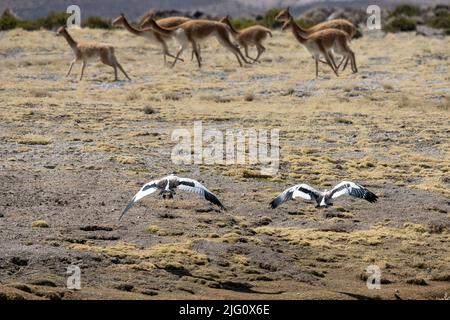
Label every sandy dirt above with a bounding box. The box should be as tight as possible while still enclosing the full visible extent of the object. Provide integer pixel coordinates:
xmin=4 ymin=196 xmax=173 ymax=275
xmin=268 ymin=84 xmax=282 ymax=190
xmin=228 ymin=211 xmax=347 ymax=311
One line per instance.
xmin=0 ymin=28 xmax=449 ymax=300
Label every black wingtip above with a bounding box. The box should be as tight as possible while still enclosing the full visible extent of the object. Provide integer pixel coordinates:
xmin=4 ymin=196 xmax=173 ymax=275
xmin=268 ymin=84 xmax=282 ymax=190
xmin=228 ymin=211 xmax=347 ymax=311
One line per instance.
xmin=118 ymin=198 xmax=135 ymax=221
xmin=365 ymin=192 xmax=378 ymax=204
xmin=269 ymin=198 xmax=278 ymax=209
xmin=216 ymin=200 xmax=226 ymax=211
xmin=204 ymin=191 xmax=226 ymax=211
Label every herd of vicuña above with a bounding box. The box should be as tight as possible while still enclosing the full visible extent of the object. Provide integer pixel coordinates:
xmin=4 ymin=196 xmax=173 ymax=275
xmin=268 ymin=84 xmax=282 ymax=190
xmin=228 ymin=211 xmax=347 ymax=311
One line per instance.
xmin=57 ymin=7 xmax=359 ymax=81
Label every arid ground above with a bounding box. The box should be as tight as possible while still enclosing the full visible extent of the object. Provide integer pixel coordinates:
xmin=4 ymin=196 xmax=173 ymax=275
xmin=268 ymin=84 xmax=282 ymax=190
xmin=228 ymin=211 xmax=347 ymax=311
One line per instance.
xmin=0 ymin=28 xmax=449 ymax=299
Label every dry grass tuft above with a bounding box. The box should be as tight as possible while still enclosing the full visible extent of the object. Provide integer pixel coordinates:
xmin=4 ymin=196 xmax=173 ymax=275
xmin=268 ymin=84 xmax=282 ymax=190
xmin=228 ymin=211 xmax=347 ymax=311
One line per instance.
xmin=32 ymin=220 xmax=49 ymax=228
xmin=17 ymin=134 xmax=52 ymax=145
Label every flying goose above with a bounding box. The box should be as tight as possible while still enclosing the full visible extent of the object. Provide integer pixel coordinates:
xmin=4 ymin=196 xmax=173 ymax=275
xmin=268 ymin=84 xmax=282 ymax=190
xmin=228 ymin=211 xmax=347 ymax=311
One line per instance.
xmin=270 ymin=181 xmax=378 ymax=209
xmin=119 ymin=174 xmax=226 ymax=220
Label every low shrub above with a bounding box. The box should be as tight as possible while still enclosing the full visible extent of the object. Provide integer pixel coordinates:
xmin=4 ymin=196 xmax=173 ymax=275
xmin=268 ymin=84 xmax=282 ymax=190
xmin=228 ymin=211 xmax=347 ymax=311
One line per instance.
xmin=0 ymin=11 xmax=19 ymax=30
xmin=390 ymin=4 xmax=421 ymax=17
xmin=82 ymin=16 xmax=112 ymax=29
xmin=384 ymin=16 xmax=417 ymax=33
xmin=260 ymin=8 xmax=282 ymax=28
xmin=230 ymin=17 xmax=256 ymax=30
xmin=428 ymin=12 xmax=450 ymax=30
xmin=39 ymin=11 xmax=70 ymax=30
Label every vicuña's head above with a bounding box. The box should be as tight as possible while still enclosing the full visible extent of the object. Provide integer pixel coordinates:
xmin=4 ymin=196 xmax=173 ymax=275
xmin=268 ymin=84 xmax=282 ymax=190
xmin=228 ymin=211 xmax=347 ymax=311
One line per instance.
xmin=275 ymin=7 xmax=292 ymax=22
xmin=140 ymin=10 xmax=156 ymax=28
xmin=281 ymin=18 xmax=292 ymax=31
xmin=112 ymin=13 xmax=126 ymax=27
xmin=56 ymin=26 xmax=66 ymax=36
xmin=220 ymin=15 xmax=232 ymax=24
xmin=141 ymin=17 xmax=158 ymax=29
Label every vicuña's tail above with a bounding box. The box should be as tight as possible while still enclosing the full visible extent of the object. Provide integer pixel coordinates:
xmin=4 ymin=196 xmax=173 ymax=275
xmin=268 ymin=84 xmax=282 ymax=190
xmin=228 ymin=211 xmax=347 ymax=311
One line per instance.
xmin=262 ymin=27 xmax=272 ymax=37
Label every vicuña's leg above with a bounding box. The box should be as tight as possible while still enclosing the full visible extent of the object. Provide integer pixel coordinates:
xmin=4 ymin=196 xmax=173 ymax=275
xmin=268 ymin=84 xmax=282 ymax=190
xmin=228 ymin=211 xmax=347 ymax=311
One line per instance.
xmin=236 ymin=45 xmax=251 ymax=65
xmin=320 ymin=44 xmax=338 ymax=77
xmin=171 ymin=45 xmax=185 ymax=68
xmin=338 ymin=41 xmax=354 ymax=72
xmin=329 ymin=52 xmax=338 ymax=70
xmin=315 ymin=59 xmax=319 ymax=78
xmin=66 ymin=59 xmax=76 ymax=77
xmin=325 ymin=54 xmax=339 ymax=77
xmin=244 ymin=45 xmax=256 ymax=62
xmin=216 ymin=31 xmax=250 ymax=66
xmin=337 ymin=56 xmax=347 ymax=70
xmin=113 ymin=65 xmax=118 ymax=81
xmin=79 ymin=61 xmax=86 ymax=81
xmin=342 ymin=58 xmax=349 ymax=71
xmin=191 ymin=44 xmax=201 ymax=62
xmin=318 ymin=54 xmax=337 ymax=68
xmin=197 ymin=44 xmax=202 ymax=62
xmin=191 ymin=41 xmax=201 ymax=68
xmin=350 ymin=50 xmax=358 ymax=73
xmin=254 ymin=44 xmax=265 ymax=62
xmin=160 ymin=39 xmax=184 ymax=64
xmin=116 ymin=62 xmax=131 ymax=80
xmin=102 ymin=54 xmax=121 ymax=81
xmin=325 ymin=53 xmax=339 ymax=77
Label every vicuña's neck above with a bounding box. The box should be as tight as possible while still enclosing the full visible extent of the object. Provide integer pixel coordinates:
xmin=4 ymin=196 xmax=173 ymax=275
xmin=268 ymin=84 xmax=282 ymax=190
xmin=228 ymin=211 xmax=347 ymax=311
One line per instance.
xmin=121 ymin=17 xmax=142 ymax=36
xmin=225 ymin=20 xmax=239 ymax=35
xmin=62 ymin=30 xmax=77 ymax=49
xmin=289 ymin=19 xmax=307 ymax=44
xmin=149 ymin=20 xmax=173 ymax=36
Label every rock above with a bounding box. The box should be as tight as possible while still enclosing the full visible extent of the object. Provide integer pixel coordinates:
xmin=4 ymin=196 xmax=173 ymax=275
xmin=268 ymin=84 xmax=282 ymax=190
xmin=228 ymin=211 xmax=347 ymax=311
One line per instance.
xmin=140 ymin=289 xmax=158 ymax=296
xmin=406 ymin=278 xmax=428 ymax=286
xmin=114 ymin=283 xmax=134 ymax=292
xmin=10 ymin=257 xmax=28 ymax=266
xmin=10 ymin=283 xmax=33 ymax=293
xmin=30 ymin=279 xmax=57 ymax=287
xmin=255 ymin=216 xmax=272 ymax=226
xmin=79 ymin=225 xmax=113 ymax=231
xmin=416 ymin=25 xmax=445 ymax=37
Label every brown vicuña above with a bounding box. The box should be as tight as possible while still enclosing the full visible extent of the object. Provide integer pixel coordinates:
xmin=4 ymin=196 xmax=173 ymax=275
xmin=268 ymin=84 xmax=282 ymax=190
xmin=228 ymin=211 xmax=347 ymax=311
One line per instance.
xmin=144 ymin=18 xmax=250 ymax=68
xmin=275 ymin=7 xmax=356 ymax=39
xmin=113 ymin=13 xmax=190 ymax=64
xmin=276 ymin=7 xmax=357 ymax=70
xmin=219 ymin=15 xmax=272 ymax=62
xmin=140 ymin=14 xmax=202 ymax=63
xmin=56 ymin=26 xmax=130 ymax=81
xmin=280 ymin=17 xmax=357 ymax=77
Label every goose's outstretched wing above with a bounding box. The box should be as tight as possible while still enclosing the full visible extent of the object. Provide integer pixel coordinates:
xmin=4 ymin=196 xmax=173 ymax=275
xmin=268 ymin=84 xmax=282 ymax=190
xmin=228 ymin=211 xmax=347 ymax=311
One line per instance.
xmin=330 ymin=181 xmax=378 ymax=203
xmin=270 ymin=184 xmax=320 ymax=209
xmin=177 ymin=178 xmax=226 ymax=210
xmin=119 ymin=179 xmax=160 ymax=220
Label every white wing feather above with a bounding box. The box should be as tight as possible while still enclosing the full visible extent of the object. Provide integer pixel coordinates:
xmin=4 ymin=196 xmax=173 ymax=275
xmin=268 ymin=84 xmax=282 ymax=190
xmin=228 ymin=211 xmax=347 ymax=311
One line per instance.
xmin=119 ymin=179 xmax=160 ymax=220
